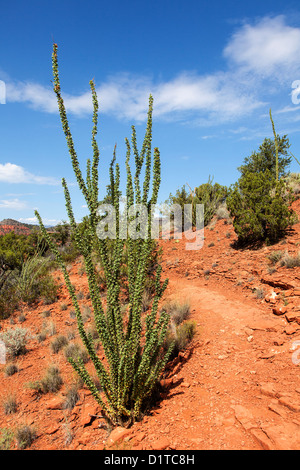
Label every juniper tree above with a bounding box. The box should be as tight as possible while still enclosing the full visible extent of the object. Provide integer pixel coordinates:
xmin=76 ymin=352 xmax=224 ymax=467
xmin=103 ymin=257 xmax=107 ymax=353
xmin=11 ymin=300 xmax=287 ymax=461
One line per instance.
xmin=227 ymin=114 xmax=295 ymax=246
xmin=35 ymin=44 xmax=174 ymax=426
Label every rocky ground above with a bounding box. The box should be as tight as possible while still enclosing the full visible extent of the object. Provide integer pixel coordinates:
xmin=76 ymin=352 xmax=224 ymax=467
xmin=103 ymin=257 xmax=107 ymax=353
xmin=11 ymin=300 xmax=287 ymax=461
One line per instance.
xmin=1 ymin=200 xmax=300 ymax=450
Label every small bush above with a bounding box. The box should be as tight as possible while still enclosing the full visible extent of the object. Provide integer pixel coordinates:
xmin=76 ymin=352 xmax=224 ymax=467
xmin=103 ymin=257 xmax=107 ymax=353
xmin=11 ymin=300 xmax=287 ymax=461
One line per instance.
xmin=15 ymin=424 xmax=36 ymax=449
xmin=0 ymin=327 xmax=29 ymax=358
xmin=64 ymin=342 xmax=89 ymax=364
xmin=28 ymin=364 xmax=63 ymax=394
xmin=0 ymin=428 xmax=14 ymax=450
xmin=50 ymin=335 xmax=68 ymax=354
xmin=164 ymin=320 xmax=197 ymax=359
xmin=3 ymin=394 xmax=18 ymax=415
xmin=63 ymin=383 xmax=80 ymax=410
xmin=216 ymin=203 xmax=230 ymax=220
xmin=280 ymin=251 xmax=300 ymax=268
xmin=161 ymin=300 xmax=191 ymax=326
xmin=268 ymin=250 xmax=284 ymax=265
xmin=254 ymin=287 xmax=265 ymax=299
xmin=4 ymin=363 xmax=19 ymax=376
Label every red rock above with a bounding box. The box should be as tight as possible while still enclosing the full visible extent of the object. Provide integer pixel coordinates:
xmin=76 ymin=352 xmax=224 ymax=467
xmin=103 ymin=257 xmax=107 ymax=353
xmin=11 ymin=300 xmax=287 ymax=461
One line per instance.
xmin=260 ymin=382 xmax=278 ymax=398
xmin=285 ymin=312 xmax=300 ymax=323
xmin=251 ymin=428 xmax=275 ymax=450
xmin=46 ymin=397 xmax=63 ymax=410
xmin=45 ymin=422 xmax=60 ymax=434
xmin=151 ymin=437 xmax=170 ymax=450
xmin=79 ymin=403 xmax=100 ymax=426
xmin=106 ymin=427 xmax=132 ymax=447
xmin=272 ymin=307 xmax=285 ymax=316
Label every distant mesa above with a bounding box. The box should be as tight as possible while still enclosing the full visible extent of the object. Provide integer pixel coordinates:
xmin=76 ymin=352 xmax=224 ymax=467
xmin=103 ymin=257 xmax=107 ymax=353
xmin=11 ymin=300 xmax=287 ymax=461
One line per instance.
xmin=0 ymin=218 xmax=53 ymax=236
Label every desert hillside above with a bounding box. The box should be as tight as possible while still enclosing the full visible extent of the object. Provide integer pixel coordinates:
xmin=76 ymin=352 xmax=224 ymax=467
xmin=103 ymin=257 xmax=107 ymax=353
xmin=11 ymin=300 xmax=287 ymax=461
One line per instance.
xmin=0 ymin=200 xmax=300 ymax=450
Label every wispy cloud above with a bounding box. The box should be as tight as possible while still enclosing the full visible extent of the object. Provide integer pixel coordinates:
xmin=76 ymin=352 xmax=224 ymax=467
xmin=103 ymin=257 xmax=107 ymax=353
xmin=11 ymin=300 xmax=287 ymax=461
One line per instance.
xmin=0 ymin=198 xmax=28 ymax=210
xmin=224 ymin=15 xmax=300 ymax=80
xmin=18 ymin=216 xmax=60 ymax=226
xmin=4 ymin=15 xmax=300 ymax=125
xmin=0 ymin=163 xmax=60 ymax=185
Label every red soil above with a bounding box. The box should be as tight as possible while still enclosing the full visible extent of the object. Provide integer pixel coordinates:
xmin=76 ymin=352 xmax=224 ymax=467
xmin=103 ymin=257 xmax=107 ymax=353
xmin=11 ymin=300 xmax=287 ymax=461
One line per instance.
xmin=1 ymin=200 xmax=300 ymax=450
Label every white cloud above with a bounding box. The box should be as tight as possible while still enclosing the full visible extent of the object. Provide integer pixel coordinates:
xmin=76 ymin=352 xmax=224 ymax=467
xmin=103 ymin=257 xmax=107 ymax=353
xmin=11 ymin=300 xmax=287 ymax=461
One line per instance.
xmin=224 ymin=16 xmax=300 ymax=79
xmin=4 ymin=15 xmax=300 ymax=125
xmin=0 ymin=163 xmax=60 ymax=185
xmin=18 ymin=216 xmax=60 ymax=226
xmin=0 ymin=198 xmax=28 ymax=210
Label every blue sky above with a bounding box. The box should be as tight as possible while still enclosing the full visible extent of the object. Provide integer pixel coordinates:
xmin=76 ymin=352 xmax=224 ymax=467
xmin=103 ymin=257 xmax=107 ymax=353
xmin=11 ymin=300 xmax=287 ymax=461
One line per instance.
xmin=1 ymin=0 xmax=300 ymax=226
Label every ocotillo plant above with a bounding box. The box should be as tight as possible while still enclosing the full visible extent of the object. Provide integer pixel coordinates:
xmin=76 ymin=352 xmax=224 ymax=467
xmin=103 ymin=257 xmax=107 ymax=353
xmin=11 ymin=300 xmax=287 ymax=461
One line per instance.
xmin=35 ymin=44 xmax=174 ymax=426
xmin=269 ymin=109 xmax=279 ymax=182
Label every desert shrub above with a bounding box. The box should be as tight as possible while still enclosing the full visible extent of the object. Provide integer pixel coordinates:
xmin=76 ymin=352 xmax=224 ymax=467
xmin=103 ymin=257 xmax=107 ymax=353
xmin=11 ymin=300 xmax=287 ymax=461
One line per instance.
xmin=0 ymin=428 xmax=14 ymax=450
xmin=285 ymin=173 xmax=300 ymax=199
xmin=64 ymin=342 xmax=89 ymax=363
xmin=34 ymin=44 xmax=173 ymax=427
xmin=15 ymin=425 xmax=36 ymax=449
xmin=161 ymin=300 xmax=191 ymax=326
xmin=0 ymin=327 xmax=29 ymax=358
xmin=28 ymin=364 xmax=63 ymax=394
xmin=166 ymin=177 xmax=228 ymax=229
xmin=50 ymin=335 xmax=68 ymax=354
xmin=216 ymin=202 xmax=230 ymax=220
xmin=227 ymin=122 xmax=296 ymax=246
xmin=2 ymin=394 xmax=18 ymax=415
xmin=4 ymin=363 xmax=19 ymax=376
xmin=164 ymin=320 xmax=197 ymax=359
xmin=280 ymin=251 xmax=300 ymax=268
xmin=63 ymin=382 xmax=81 ymax=410
xmin=268 ymin=250 xmax=284 ymax=265
xmin=253 ymin=287 xmax=266 ymax=299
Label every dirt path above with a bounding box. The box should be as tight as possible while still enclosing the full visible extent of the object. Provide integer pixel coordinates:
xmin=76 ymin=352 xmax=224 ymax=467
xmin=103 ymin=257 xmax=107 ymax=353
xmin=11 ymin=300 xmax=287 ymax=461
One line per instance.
xmin=126 ymin=273 xmax=300 ymax=450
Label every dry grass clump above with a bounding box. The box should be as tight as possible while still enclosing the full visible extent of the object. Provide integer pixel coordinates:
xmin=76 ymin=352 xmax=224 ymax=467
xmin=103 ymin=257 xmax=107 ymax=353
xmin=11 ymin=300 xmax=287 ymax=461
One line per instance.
xmin=63 ymin=342 xmax=89 ymax=364
xmin=4 ymin=362 xmax=19 ymax=376
xmin=280 ymin=251 xmax=300 ymax=268
xmin=27 ymin=364 xmax=63 ymax=394
xmin=216 ymin=202 xmax=230 ymax=220
xmin=160 ymin=299 xmax=196 ymax=360
xmin=2 ymin=393 xmax=18 ymax=415
xmin=160 ymin=299 xmax=191 ymax=326
xmin=50 ymin=335 xmax=68 ymax=354
xmin=15 ymin=424 xmax=37 ymax=449
xmin=267 ymin=250 xmax=284 ymax=265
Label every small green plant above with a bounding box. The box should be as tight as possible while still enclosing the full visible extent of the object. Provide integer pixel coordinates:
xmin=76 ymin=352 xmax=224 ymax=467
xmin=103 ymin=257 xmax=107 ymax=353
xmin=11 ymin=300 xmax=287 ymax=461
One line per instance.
xmin=164 ymin=320 xmax=197 ymax=360
xmin=62 ymin=382 xmax=81 ymax=410
xmin=0 ymin=428 xmax=14 ymax=450
xmin=64 ymin=342 xmax=89 ymax=364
